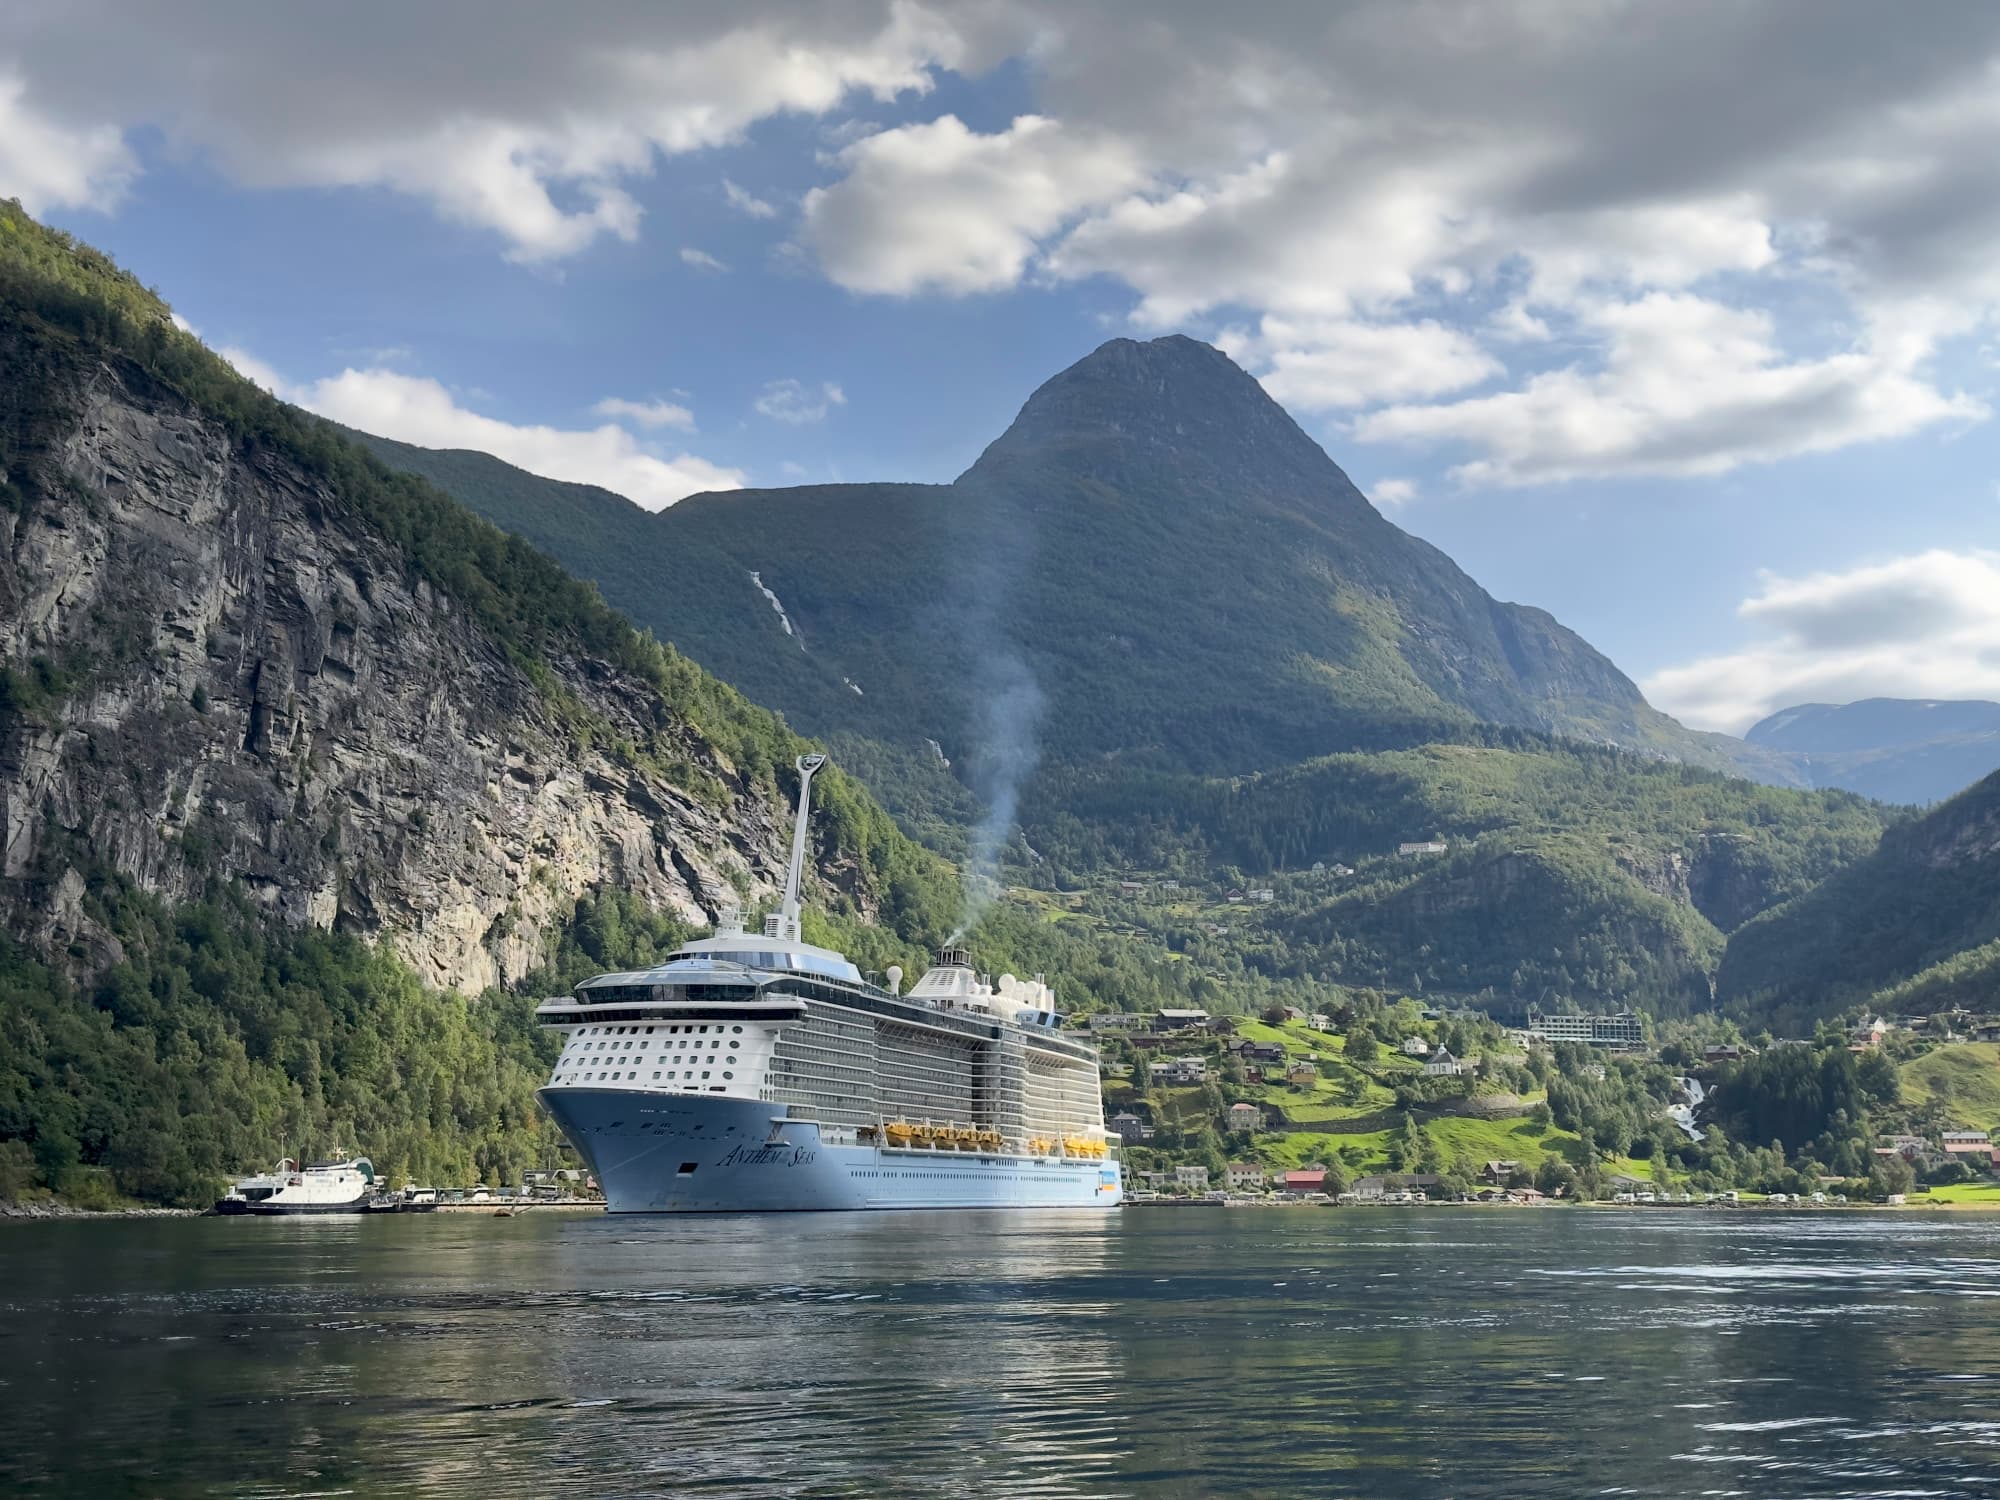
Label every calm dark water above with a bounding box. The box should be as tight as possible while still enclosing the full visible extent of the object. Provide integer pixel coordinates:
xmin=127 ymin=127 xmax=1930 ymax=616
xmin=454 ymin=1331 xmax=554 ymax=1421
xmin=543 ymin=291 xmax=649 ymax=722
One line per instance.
xmin=5 ymin=1208 xmax=2000 ymax=1498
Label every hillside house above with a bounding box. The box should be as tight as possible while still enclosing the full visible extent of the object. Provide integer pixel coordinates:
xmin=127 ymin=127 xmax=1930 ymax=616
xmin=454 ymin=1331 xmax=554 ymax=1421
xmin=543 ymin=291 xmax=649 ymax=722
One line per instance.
xmin=1423 ymin=1049 xmax=1467 ymax=1077
xmin=1107 ymin=1112 xmax=1154 ymax=1145
xmin=1154 ymin=1008 xmax=1211 ymax=1032
xmin=1703 ymin=1044 xmax=1748 ymax=1063
xmin=1976 ymin=1023 xmax=2000 ymax=1043
xmin=1398 ymin=840 xmax=1449 ymax=856
xmin=1150 ymin=1056 xmax=1209 ymax=1086
xmin=1282 ymin=1168 xmax=1329 ymax=1196
xmin=1250 ymin=888 xmax=1276 ymax=903
xmin=1308 ymin=1012 xmax=1333 ymax=1031
xmin=1851 ymin=1016 xmax=1889 ymax=1049
xmin=1285 ymin=1061 xmax=1320 ymax=1087
xmin=1087 ymin=1013 xmax=1149 ymax=1032
xmin=1482 ymin=1159 xmax=1524 ymax=1184
xmin=1174 ymin=1165 xmax=1211 ymax=1191
xmin=1400 ymin=1036 xmax=1431 ymax=1057
xmin=1226 ymin=1163 xmax=1267 ymax=1191
xmin=1231 ymin=1039 xmax=1286 ymax=1065
xmin=1226 ymin=1102 xmax=1265 ymax=1133
xmin=1944 ymin=1131 xmax=1992 ymax=1155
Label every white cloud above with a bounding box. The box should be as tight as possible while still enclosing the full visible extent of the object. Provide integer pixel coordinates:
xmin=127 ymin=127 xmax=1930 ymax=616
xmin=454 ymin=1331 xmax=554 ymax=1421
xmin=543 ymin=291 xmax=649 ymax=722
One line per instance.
xmin=680 ymin=247 xmax=729 ymax=272
xmin=1643 ymin=549 xmax=2000 ymax=732
xmin=226 ymin=353 xmax=740 ymax=509
xmin=755 ymin=378 xmax=845 ymax=424
xmin=1226 ymin=316 xmax=1502 ymax=411
xmin=1354 ymin=294 xmax=1985 ymax=486
xmin=0 ymin=3 xmax=970 ymax=260
xmin=0 ymin=74 xmax=135 ymax=213
xmin=723 ymin=177 xmax=777 ymax=219
xmin=802 ymin=114 xmax=1145 ymax=295
xmin=592 ymin=395 xmax=695 ymax=431
xmin=1371 ymin=478 xmax=1418 ymax=507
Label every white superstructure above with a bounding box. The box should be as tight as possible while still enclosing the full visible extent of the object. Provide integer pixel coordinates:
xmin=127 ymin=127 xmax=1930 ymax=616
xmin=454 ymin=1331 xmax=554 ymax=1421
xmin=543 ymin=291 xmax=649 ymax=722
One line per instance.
xmin=534 ymin=755 xmax=1119 ymax=1213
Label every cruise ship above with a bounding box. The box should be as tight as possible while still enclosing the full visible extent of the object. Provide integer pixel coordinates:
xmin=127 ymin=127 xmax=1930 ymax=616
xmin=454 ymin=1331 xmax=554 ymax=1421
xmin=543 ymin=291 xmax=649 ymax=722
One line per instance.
xmin=534 ymin=754 xmax=1121 ymax=1212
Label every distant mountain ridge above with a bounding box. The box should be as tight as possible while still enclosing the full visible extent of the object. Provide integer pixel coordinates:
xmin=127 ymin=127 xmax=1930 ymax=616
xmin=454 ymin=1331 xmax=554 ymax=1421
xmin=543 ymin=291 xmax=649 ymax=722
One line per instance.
xmin=1744 ymin=698 xmax=2000 ymax=804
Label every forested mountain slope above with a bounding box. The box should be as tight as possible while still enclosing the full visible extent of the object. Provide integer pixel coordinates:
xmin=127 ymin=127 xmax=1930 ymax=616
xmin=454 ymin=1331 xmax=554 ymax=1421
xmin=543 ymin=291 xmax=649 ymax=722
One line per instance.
xmin=1719 ymin=771 xmax=2000 ymax=1030
xmin=0 ymin=202 xmax=952 ymax=1202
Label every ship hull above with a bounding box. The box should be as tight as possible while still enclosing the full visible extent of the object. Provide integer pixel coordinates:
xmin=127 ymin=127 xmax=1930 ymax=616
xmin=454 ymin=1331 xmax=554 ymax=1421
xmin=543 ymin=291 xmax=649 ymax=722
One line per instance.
xmin=538 ymin=1087 xmax=1122 ymax=1213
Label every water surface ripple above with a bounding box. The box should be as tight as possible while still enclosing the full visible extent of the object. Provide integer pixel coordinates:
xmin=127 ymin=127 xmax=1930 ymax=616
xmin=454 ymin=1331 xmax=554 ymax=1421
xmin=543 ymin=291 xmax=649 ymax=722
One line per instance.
xmin=4 ymin=1209 xmax=2000 ymax=1497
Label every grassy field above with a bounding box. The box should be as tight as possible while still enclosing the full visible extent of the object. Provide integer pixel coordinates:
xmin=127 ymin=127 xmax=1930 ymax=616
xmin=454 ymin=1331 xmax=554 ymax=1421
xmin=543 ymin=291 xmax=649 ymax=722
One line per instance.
xmin=1899 ymin=1043 xmax=2000 ymax=1131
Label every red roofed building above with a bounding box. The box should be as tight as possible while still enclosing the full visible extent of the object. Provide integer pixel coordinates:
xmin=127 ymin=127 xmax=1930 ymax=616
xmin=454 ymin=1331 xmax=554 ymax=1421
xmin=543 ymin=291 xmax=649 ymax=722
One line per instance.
xmin=1282 ymin=1169 xmax=1328 ymax=1195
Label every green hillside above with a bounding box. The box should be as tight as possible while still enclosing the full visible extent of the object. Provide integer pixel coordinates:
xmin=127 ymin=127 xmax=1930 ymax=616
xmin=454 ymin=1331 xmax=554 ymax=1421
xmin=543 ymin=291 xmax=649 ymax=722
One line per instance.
xmin=1718 ymin=771 xmax=2000 ymax=1030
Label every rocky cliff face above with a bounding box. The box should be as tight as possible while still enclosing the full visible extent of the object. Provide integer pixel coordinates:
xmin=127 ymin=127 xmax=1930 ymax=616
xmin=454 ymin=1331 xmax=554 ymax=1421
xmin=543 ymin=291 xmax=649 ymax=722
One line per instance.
xmin=0 ymin=341 xmax=828 ymax=995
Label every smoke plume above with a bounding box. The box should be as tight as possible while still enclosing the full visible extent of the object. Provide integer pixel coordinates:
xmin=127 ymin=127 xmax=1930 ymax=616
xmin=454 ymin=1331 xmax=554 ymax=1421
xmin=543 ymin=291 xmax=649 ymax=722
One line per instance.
xmin=952 ymin=647 xmax=1044 ymax=943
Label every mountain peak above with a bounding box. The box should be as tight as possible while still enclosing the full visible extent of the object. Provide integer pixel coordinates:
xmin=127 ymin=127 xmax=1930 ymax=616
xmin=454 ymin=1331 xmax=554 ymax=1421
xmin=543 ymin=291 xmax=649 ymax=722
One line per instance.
xmin=962 ymin=334 xmax=1354 ymax=498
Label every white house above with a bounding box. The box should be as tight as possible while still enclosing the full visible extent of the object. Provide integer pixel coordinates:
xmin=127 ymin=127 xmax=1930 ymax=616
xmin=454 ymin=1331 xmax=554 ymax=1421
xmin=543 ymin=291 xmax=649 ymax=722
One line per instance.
xmin=1225 ymin=1102 xmax=1264 ymax=1132
xmin=1175 ymin=1165 xmax=1211 ymax=1191
xmin=1400 ymin=1036 xmax=1430 ymax=1057
xmin=1225 ymin=1162 xmax=1266 ymax=1190
xmin=1423 ymin=1048 xmax=1467 ymax=1078
xmin=1150 ymin=1056 xmax=1209 ymax=1086
xmin=1398 ymin=840 xmax=1448 ymax=856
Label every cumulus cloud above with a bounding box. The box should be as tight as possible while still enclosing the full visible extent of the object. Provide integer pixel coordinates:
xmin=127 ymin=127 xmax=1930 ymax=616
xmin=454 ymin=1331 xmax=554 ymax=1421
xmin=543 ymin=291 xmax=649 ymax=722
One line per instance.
xmin=803 ymin=114 xmax=1145 ymax=295
xmin=680 ymin=247 xmax=729 ymax=272
xmin=1354 ymin=294 xmax=1985 ymax=486
xmin=755 ymin=378 xmax=845 ymax=424
xmin=1643 ymin=550 xmax=2000 ymax=732
xmin=592 ymin=396 xmax=696 ymax=431
xmin=1370 ymin=478 xmax=1418 ymax=508
xmin=226 ymin=352 xmax=740 ymax=509
xmin=0 ymin=1 xmax=970 ymax=260
xmin=0 ymin=73 xmax=135 ymax=213
xmin=1226 ymin=316 xmax=1502 ymax=411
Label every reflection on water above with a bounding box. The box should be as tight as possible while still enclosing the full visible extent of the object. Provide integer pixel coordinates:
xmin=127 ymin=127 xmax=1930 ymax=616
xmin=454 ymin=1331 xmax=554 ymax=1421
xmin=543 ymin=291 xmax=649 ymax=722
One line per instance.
xmin=4 ymin=1209 xmax=2000 ymax=1496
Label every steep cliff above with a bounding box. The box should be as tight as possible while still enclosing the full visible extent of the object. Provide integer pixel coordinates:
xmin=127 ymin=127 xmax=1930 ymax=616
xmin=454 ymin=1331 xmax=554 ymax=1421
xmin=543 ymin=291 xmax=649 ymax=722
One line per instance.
xmin=0 ymin=203 xmax=947 ymax=998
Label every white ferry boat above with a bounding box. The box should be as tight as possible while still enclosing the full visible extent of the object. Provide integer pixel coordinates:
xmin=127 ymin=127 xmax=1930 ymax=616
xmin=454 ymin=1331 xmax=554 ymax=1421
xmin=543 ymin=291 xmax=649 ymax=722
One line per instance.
xmin=216 ymin=1157 xmax=377 ymax=1215
xmin=534 ymin=754 xmax=1121 ymax=1213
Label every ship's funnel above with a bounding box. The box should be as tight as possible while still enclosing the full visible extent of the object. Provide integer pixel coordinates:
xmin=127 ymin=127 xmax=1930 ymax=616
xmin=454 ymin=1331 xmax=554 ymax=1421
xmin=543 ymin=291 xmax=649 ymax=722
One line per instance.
xmin=935 ymin=944 xmax=972 ymax=970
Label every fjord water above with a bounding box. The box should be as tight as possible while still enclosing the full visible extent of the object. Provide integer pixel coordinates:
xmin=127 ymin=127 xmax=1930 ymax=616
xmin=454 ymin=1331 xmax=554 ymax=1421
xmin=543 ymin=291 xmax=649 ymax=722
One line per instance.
xmin=5 ymin=1212 xmax=2000 ymax=1498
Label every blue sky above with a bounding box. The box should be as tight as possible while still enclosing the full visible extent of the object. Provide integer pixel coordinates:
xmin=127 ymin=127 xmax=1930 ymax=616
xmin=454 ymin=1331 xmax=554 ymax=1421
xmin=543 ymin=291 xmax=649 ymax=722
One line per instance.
xmin=6 ymin=3 xmax=1998 ymax=734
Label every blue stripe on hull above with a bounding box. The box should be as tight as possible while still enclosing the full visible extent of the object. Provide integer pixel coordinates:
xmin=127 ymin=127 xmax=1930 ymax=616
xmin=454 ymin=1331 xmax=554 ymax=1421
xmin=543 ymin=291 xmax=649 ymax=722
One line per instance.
xmin=536 ymin=1087 xmax=1123 ymax=1213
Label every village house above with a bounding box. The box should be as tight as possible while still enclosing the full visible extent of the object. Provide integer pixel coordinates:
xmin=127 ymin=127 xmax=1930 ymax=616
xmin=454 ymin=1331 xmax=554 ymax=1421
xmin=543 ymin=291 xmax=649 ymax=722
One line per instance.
xmin=1423 ymin=1048 xmax=1468 ymax=1078
xmin=1285 ymin=1060 xmax=1320 ymax=1087
xmin=1137 ymin=1170 xmax=1174 ymax=1191
xmin=1231 ymin=1039 xmax=1286 ymax=1065
xmin=1226 ymin=1162 xmax=1267 ymax=1191
xmin=1482 ymin=1159 xmax=1524 ymax=1184
xmin=1117 ymin=880 xmax=1147 ymax=896
xmin=1250 ymin=888 xmax=1276 ymax=903
xmin=1400 ymin=1036 xmax=1431 ymax=1057
xmin=1398 ymin=840 xmax=1449 ymax=856
xmin=1282 ymin=1168 xmax=1329 ymax=1196
xmin=1107 ymin=1112 xmax=1154 ymax=1145
xmin=1308 ymin=1012 xmax=1333 ymax=1031
xmin=1977 ymin=1023 xmax=2000 ymax=1044
xmin=1087 ymin=1013 xmax=1149 ymax=1032
xmin=1348 ymin=1174 xmax=1442 ymax=1201
xmin=1225 ymin=1102 xmax=1265 ymax=1133
xmin=1850 ymin=1016 xmax=1889 ymax=1049
xmin=1702 ymin=1043 xmax=1749 ymax=1063
xmin=1175 ymin=1165 xmax=1211 ymax=1191
xmin=1154 ymin=1008 xmax=1211 ymax=1032
xmin=1149 ymin=1056 xmax=1209 ymax=1086
xmin=1943 ymin=1130 xmax=1992 ymax=1155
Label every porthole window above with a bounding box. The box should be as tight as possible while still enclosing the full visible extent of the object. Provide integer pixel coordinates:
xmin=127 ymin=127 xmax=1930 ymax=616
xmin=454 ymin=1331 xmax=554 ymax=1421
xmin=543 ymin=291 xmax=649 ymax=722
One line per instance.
xmin=723 ymin=1071 xmax=734 ymax=1080
xmin=731 ymin=1025 xmax=742 ymax=1034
